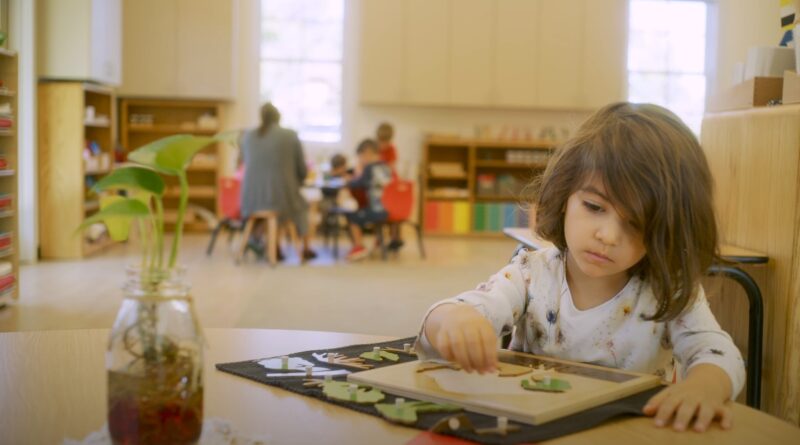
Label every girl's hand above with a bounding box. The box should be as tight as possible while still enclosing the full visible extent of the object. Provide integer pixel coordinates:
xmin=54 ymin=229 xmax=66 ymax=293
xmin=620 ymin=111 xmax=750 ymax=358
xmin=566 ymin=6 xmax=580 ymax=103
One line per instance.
xmin=424 ymin=303 xmax=498 ymax=373
xmin=643 ymin=364 xmax=734 ymax=432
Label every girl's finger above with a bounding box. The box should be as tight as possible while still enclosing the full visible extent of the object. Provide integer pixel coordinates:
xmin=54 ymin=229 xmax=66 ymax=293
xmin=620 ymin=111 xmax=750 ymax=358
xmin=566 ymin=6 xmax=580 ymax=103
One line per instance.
xmin=693 ymin=404 xmax=716 ymax=432
xmin=654 ymin=395 xmax=682 ymax=427
xmin=436 ymin=331 xmax=454 ymax=362
xmin=643 ymin=387 xmax=670 ymax=415
xmin=462 ymin=328 xmax=485 ymax=372
xmin=672 ymin=399 xmax=699 ymax=431
xmin=480 ymin=325 xmax=498 ymax=372
xmin=448 ymin=331 xmax=473 ymax=372
xmin=718 ymin=404 xmax=733 ymax=429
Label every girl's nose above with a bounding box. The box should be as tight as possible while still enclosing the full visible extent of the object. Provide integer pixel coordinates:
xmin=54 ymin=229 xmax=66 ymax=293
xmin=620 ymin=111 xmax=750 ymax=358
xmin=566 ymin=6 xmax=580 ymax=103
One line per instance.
xmin=595 ymin=222 xmax=620 ymax=246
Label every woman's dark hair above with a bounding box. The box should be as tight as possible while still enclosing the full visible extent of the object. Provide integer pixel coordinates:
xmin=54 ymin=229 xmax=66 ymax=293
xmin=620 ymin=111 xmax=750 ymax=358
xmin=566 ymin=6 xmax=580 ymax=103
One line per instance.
xmin=258 ymin=102 xmax=281 ymax=137
xmin=533 ymin=102 xmax=719 ymax=321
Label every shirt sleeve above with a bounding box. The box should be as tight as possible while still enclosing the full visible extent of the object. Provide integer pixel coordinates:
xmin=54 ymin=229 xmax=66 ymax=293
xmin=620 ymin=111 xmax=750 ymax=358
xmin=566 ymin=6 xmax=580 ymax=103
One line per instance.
xmin=416 ymin=249 xmax=532 ymax=361
xmin=669 ymin=286 xmax=746 ymax=399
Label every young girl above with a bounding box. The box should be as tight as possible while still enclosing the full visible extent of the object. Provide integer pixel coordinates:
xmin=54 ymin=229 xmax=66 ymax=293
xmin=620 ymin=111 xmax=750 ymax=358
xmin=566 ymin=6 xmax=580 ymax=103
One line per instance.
xmin=417 ymin=102 xmax=745 ymax=433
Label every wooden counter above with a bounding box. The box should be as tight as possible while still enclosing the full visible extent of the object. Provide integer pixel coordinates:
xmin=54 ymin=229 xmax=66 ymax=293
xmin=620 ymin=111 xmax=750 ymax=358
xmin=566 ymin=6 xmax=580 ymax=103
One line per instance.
xmin=702 ymin=105 xmax=800 ymax=424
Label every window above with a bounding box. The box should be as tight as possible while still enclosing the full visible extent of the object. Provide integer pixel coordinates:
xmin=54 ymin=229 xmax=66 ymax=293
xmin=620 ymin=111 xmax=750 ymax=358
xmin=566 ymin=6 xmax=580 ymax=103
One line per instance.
xmin=260 ymin=0 xmax=344 ymax=143
xmin=627 ymin=0 xmax=708 ymax=134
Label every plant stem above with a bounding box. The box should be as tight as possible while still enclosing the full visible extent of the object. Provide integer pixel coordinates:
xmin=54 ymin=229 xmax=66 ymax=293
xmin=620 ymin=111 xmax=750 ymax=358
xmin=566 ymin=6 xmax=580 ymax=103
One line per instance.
xmin=155 ymin=197 xmax=165 ymax=269
xmin=169 ymin=173 xmax=189 ymax=268
xmin=137 ymin=219 xmax=148 ymax=270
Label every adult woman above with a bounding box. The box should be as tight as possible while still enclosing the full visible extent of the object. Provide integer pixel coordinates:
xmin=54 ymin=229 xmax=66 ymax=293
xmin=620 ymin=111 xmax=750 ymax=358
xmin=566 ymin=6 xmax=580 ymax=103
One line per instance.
xmin=240 ymin=103 xmax=316 ymax=260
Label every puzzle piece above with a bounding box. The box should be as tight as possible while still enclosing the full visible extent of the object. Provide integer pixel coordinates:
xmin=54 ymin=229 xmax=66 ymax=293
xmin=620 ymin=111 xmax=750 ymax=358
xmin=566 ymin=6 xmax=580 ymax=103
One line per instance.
xmin=312 ymin=352 xmax=374 ymax=370
xmin=360 ymin=347 xmax=400 ymax=362
xmin=375 ymin=399 xmax=461 ymax=424
xmin=322 ymin=381 xmax=385 ymax=404
xmin=520 ymin=376 xmax=572 ymax=392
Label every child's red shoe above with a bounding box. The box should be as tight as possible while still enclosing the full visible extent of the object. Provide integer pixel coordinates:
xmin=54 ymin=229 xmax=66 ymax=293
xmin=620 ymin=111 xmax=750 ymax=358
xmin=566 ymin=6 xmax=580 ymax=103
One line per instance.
xmin=346 ymin=245 xmax=368 ymax=261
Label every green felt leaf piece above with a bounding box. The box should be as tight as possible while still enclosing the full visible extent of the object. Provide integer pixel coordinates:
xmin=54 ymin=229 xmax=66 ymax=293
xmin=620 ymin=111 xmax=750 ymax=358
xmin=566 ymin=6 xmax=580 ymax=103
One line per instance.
xmin=360 ymin=351 xmax=383 ymax=361
xmin=521 ymin=377 xmax=572 ymax=392
xmin=323 ymin=381 xmax=385 ymax=404
xmin=128 ymin=134 xmax=216 ymax=174
xmin=91 ymin=166 xmax=165 ymax=196
xmin=375 ymin=401 xmax=461 ymax=424
xmin=77 ymin=198 xmax=150 ymax=241
xmin=379 ymin=350 xmax=399 ymax=361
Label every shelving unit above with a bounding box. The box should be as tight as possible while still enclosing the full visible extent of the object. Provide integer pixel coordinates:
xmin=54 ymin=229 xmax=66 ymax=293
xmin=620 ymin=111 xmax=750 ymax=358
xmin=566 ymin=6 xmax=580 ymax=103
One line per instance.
xmin=119 ymin=98 xmax=224 ymax=232
xmin=38 ymin=82 xmax=116 ymax=259
xmin=421 ymin=137 xmax=557 ymax=236
xmin=0 ymin=49 xmax=18 ymax=302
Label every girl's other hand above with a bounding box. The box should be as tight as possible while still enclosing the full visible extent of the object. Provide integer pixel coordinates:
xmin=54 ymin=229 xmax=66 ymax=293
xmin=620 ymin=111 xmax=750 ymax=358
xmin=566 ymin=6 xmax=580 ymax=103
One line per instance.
xmin=424 ymin=303 xmax=498 ymax=373
xmin=643 ymin=364 xmax=733 ymax=432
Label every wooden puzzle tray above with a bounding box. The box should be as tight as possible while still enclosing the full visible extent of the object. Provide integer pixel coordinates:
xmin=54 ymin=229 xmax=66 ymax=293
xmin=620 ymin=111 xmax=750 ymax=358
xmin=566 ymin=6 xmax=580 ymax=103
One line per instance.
xmin=348 ymin=350 xmax=661 ymax=425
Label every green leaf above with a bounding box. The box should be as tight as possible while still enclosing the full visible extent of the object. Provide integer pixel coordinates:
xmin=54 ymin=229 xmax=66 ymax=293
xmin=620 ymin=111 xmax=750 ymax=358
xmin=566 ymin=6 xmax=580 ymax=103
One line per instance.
xmin=322 ymin=381 xmax=385 ymax=404
xmin=128 ymin=134 xmax=216 ymax=174
xmin=77 ymin=198 xmax=151 ymax=242
xmin=375 ymin=401 xmax=461 ymax=424
xmin=91 ymin=166 xmax=165 ymax=196
xmin=213 ymin=130 xmax=242 ymax=147
xmin=521 ymin=377 xmax=572 ymax=392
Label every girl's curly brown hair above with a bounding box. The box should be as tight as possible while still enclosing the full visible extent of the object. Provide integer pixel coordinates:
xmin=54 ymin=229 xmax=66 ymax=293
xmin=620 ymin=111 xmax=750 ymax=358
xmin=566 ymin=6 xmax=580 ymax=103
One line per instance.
xmin=532 ymin=102 xmax=719 ymax=321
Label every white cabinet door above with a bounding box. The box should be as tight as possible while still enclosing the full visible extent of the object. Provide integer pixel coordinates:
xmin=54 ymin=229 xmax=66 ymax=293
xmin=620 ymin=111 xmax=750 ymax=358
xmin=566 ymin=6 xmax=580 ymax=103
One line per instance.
xmin=119 ymin=0 xmax=178 ymax=96
xmin=359 ymin=0 xmax=405 ymax=103
xmin=582 ymin=0 xmax=628 ymax=108
xmin=404 ymin=0 xmax=449 ymax=105
xmin=38 ymin=0 xmax=122 ymax=86
xmin=495 ymin=0 xmax=540 ymax=107
xmin=537 ymin=0 xmax=586 ymax=109
xmin=176 ymin=0 xmax=235 ymax=99
xmin=449 ymin=0 xmax=494 ymax=105
xmin=90 ymin=0 xmax=121 ymax=86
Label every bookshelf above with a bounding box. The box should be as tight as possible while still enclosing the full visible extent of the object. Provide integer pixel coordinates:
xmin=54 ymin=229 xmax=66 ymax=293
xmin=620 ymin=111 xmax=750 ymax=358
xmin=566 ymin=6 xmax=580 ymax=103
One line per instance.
xmin=0 ymin=49 xmax=18 ymax=303
xmin=119 ymin=98 xmax=224 ymax=232
xmin=38 ymin=82 xmax=116 ymax=259
xmin=421 ymin=137 xmax=557 ymax=236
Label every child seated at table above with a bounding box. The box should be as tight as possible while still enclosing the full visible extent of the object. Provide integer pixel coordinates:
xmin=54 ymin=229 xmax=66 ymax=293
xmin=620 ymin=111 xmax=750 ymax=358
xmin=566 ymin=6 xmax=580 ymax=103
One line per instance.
xmin=416 ymin=102 xmax=745 ymax=433
xmin=345 ymin=139 xmax=394 ymax=261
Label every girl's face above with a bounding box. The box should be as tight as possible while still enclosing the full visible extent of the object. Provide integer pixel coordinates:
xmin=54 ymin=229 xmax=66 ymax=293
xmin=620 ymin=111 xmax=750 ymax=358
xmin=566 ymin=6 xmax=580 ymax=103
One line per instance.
xmin=563 ymin=177 xmax=647 ymax=280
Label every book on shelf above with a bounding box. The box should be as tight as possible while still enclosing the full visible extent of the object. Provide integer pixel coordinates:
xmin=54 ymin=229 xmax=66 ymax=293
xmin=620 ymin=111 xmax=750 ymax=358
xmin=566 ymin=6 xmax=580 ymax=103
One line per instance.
xmin=472 ymin=203 xmax=529 ymax=233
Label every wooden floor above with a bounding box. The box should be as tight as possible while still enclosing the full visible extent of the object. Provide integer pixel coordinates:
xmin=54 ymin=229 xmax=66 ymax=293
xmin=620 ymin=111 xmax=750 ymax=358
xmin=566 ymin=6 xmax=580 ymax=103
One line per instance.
xmin=0 ymin=233 xmax=519 ymax=336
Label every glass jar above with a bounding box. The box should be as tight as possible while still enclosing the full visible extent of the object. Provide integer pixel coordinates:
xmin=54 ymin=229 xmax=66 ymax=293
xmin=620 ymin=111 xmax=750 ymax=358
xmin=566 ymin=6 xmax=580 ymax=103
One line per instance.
xmin=107 ymin=267 xmax=204 ymax=445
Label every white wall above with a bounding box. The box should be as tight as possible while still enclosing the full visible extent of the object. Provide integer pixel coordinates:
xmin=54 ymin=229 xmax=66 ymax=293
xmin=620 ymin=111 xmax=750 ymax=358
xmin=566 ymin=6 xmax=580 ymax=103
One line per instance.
xmin=713 ymin=0 xmax=783 ymax=94
xmin=230 ymin=0 xmax=783 ymax=172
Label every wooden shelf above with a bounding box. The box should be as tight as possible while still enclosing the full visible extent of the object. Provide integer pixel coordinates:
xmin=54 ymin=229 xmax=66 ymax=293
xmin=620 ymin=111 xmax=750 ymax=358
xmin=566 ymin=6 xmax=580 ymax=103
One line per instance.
xmin=422 ymin=136 xmax=550 ymax=237
xmin=428 ymin=173 xmax=468 ymax=180
xmin=84 ymin=120 xmax=110 ymax=128
xmin=39 ymin=82 xmax=115 ymax=259
xmin=475 ymin=161 xmax=547 ymax=169
xmin=187 ymin=164 xmax=218 ymax=172
xmin=0 ymin=52 xmax=18 ymax=300
xmin=128 ymin=125 xmax=218 ymax=135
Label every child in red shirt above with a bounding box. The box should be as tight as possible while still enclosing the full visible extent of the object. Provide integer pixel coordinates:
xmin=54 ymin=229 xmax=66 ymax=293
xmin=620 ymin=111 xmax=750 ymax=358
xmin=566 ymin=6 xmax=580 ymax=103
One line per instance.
xmin=376 ymin=122 xmax=404 ymax=251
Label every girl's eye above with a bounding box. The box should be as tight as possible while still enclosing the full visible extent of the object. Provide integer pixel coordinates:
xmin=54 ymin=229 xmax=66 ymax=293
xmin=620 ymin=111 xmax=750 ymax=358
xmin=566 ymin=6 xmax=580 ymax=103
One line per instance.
xmin=583 ymin=201 xmax=603 ymax=212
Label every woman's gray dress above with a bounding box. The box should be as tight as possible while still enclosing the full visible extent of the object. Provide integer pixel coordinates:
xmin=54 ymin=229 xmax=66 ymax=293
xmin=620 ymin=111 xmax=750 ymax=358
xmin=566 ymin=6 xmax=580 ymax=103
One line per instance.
xmin=240 ymin=125 xmax=309 ymax=235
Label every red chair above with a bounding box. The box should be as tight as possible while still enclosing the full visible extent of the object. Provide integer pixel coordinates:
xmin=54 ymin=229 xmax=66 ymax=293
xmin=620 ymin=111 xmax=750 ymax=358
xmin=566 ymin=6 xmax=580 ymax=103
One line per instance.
xmin=206 ymin=176 xmax=244 ymax=256
xmin=380 ymin=178 xmax=426 ymax=258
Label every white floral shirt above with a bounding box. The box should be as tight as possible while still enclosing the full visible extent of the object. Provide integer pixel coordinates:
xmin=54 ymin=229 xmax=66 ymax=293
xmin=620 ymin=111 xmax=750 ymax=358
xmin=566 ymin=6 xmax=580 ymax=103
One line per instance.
xmin=417 ymin=247 xmax=746 ymax=398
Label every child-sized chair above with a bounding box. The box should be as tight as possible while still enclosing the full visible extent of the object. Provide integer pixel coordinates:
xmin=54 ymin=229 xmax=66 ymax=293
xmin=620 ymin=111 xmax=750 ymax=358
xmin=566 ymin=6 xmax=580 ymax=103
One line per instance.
xmin=207 ymin=176 xmax=302 ymax=266
xmin=380 ymin=178 xmax=426 ymax=259
xmin=206 ymin=176 xmax=245 ymax=256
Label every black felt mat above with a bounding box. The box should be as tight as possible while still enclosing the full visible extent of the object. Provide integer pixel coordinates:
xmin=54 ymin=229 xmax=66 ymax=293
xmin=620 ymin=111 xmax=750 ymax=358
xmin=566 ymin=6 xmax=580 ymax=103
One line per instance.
xmin=216 ymin=337 xmax=664 ymax=445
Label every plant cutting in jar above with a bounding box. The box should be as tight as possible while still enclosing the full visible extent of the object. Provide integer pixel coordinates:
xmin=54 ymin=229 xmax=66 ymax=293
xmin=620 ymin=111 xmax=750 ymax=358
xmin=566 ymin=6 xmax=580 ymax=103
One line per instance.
xmin=78 ymin=132 xmax=235 ymax=445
